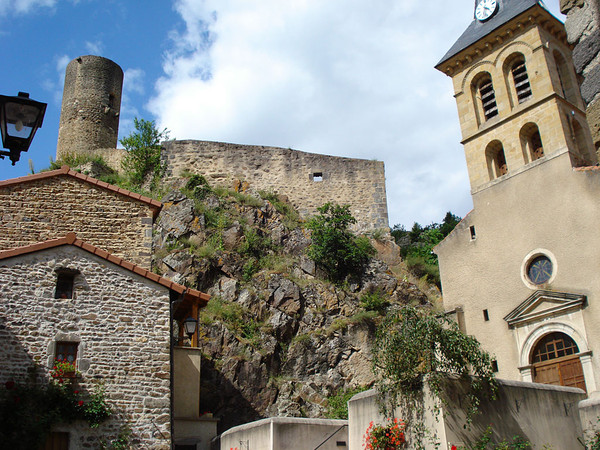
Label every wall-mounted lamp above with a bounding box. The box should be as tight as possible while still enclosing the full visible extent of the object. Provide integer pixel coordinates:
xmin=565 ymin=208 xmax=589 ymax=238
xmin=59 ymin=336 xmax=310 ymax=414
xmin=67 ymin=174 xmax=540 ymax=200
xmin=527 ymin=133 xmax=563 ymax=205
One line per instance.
xmin=183 ymin=316 xmax=198 ymax=346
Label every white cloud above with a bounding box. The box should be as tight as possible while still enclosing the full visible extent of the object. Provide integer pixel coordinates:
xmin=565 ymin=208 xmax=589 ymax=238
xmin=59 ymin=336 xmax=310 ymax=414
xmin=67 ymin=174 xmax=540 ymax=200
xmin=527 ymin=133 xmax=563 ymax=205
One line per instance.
xmin=0 ymin=0 xmax=55 ymax=15
xmin=149 ymin=0 xmax=564 ymax=226
xmin=118 ymin=68 xmax=146 ymax=140
xmin=124 ymin=68 xmax=145 ymax=96
xmin=41 ymin=54 xmax=70 ymax=106
xmin=85 ymin=40 xmax=104 ymax=55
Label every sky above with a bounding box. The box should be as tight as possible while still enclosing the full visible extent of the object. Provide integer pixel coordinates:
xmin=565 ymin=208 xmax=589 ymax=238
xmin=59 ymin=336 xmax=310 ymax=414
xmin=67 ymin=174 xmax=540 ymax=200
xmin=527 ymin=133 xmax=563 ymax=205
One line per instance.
xmin=0 ymin=0 xmax=565 ymax=228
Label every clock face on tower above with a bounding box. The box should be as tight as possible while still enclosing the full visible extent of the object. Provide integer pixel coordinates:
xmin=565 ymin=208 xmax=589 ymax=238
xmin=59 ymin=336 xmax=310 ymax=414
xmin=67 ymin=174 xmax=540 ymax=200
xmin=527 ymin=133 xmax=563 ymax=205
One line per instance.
xmin=475 ymin=0 xmax=498 ymax=21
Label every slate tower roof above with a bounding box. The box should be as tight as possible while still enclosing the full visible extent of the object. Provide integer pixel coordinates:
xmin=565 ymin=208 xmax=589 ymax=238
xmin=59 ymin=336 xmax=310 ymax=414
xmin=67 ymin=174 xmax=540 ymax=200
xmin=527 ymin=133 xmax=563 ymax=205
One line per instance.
xmin=437 ymin=0 xmax=550 ymax=67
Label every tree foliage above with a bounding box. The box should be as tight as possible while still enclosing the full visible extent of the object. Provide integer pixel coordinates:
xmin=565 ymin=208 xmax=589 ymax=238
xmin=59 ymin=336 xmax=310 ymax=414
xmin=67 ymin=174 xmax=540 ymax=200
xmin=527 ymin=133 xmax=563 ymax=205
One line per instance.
xmin=307 ymin=203 xmax=376 ymax=282
xmin=391 ymin=212 xmax=461 ymax=286
xmin=371 ymin=305 xmax=496 ymax=420
xmin=120 ymin=118 xmax=169 ymax=187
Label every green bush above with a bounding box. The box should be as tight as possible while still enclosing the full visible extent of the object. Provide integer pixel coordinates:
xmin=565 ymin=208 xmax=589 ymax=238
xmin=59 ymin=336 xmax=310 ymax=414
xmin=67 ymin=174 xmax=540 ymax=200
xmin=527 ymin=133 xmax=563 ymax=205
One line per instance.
xmin=372 ymin=305 xmax=496 ymax=419
xmin=185 ymin=174 xmax=212 ymax=200
xmin=360 ymin=290 xmax=390 ymax=313
xmin=325 ymin=386 xmax=369 ymax=419
xmin=404 ymin=254 xmax=440 ymax=287
xmin=306 ymin=203 xmax=375 ymax=282
xmin=200 ymin=297 xmax=262 ymax=346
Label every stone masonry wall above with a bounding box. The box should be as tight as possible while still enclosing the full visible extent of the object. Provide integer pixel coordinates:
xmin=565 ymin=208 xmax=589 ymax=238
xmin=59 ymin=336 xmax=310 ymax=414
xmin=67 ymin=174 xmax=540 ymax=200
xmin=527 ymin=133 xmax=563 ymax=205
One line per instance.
xmin=561 ymin=0 xmax=600 ymax=149
xmin=0 ymin=246 xmax=171 ymax=449
xmin=162 ymin=140 xmax=389 ymax=231
xmin=0 ymin=175 xmax=155 ymax=268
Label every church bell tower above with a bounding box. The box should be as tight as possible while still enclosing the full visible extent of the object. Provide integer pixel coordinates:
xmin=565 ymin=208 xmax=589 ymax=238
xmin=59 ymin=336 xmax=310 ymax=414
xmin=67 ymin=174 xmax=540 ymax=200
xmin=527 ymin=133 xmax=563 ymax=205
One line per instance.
xmin=435 ymin=0 xmax=596 ymax=195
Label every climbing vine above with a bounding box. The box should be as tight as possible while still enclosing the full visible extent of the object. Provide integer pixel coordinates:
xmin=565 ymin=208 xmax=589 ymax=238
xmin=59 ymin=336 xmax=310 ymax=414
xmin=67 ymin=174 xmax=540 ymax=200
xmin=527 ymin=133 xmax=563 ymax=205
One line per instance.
xmin=371 ymin=305 xmax=497 ymax=444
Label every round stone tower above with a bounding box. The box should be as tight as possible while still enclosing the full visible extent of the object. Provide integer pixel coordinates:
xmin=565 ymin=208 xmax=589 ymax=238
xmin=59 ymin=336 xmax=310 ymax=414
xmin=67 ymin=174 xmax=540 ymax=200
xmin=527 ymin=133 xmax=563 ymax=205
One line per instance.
xmin=56 ymin=55 xmax=123 ymax=160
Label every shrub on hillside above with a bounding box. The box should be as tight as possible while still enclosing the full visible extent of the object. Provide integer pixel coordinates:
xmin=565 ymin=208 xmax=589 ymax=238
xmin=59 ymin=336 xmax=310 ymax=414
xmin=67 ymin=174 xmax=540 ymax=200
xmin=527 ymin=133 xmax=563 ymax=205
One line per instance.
xmin=306 ymin=203 xmax=375 ymax=282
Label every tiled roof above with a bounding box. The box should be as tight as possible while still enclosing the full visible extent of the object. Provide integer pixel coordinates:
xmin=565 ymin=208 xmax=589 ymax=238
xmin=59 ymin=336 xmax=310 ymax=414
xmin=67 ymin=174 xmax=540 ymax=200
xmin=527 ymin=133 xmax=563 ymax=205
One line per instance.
xmin=0 ymin=232 xmax=209 ymax=304
xmin=437 ymin=0 xmax=550 ymax=68
xmin=0 ymin=165 xmax=162 ymax=218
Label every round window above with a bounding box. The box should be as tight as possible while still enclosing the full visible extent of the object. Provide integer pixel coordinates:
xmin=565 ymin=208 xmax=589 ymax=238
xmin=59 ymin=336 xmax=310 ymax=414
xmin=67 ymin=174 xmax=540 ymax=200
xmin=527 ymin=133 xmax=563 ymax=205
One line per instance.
xmin=527 ymin=255 xmax=553 ymax=285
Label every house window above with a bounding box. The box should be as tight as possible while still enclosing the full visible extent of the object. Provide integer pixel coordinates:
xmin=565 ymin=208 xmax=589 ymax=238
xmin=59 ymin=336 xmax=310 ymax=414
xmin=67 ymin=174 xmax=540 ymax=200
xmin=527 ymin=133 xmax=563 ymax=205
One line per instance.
xmin=478 ymin=76 xmax=498 ymax=120
xmin=469 ymin=225 xmax=476 ymax=240
xmin=312 ymin=172 xmax=323 ymax=182
xmin=55 ymin=342 xmax=78 ymax=365
xmin=491 ymin=360 xmax=499 ymax=373
xmin=511 ymin=58 xmax=532 ymax=103
xmin=483 ymin=309 xmax=489 ymax=321
xmin=55 ymin=270 xmax=77 ymax=299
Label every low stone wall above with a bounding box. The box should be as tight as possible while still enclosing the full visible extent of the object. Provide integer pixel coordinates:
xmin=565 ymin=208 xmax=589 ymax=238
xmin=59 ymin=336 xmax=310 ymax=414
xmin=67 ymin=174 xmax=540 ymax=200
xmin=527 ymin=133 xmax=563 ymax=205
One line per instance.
xmin=0 ymin=245 xmax=172 ymax=448
xmin=219 ymin=417 xmax=348 ymax=450
xmin=348 ymin=379 xmax=587 ymax=450
xmin=161 ymin=140 xmax=389 ymax=231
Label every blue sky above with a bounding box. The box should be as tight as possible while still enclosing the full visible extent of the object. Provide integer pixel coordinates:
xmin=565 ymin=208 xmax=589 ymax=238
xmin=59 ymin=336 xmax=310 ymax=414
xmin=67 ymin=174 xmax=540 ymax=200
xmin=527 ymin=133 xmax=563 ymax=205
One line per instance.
xmin=0 ymin=0 xmax=564 ymax=227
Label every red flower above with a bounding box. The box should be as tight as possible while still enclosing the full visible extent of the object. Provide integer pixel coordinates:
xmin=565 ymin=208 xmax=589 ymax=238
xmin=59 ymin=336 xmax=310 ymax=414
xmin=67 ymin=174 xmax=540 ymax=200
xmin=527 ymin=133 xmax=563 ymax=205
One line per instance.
xmin=78 ymin=400 xmax=84 ymax=407
xmin=451 ymin=446 xmax=458 ymax=450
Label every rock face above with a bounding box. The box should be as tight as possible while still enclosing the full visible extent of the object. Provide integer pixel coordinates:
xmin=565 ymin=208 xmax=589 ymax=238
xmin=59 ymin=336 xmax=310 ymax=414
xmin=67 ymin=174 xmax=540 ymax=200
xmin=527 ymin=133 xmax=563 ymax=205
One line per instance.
xmin=153 ymin=184 xmax=430 ymax=433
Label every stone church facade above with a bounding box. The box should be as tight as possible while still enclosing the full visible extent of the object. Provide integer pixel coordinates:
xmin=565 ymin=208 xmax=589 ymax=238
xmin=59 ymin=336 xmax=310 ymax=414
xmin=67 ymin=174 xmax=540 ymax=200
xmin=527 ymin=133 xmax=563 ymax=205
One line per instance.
xmin=435 ymin=0 xmax=600 ymax=395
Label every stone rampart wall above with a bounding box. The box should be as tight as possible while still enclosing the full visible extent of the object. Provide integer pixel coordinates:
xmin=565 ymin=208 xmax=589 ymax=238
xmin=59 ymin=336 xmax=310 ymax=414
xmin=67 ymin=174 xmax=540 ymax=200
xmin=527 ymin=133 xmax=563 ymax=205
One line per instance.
xmin=0 ymin=246 xmax=172 ymax=449
xmin=561 ymin=0 xmax=600 ymax=149
xmin=0 ymin=175 xmax=155 ymax=268
xmin=161 ymin=140 xmax=389 ymax=231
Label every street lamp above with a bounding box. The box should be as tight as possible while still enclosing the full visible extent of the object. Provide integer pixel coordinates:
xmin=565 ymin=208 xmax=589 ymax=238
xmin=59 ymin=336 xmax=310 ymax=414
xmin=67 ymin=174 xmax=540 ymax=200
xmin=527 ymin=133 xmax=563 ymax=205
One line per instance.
xmin=183 ymin=316 xmax=198 ymax=346
xmin=0 ymin=92 xmax=47 ymax=165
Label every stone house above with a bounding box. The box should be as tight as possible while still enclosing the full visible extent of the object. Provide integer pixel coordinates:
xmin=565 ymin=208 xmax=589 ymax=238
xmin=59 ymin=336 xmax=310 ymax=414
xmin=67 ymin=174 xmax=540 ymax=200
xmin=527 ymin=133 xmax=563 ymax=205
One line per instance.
xmin=0 ymin=165 xmax=161 ymax=269
xmin=0 ymin=232 xmax=209 ymax=448
xmin=435 ymin=0 xmax=600 ymax=397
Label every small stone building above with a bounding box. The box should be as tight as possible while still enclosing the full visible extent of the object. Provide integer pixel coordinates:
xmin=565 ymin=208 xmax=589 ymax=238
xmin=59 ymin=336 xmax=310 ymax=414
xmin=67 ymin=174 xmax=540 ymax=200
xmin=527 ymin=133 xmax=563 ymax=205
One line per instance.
xmin=0 ymin=166 xmax=161 ymax=269
xmin=435 ymin=0 xmax=600 ymax=397
xmin=0 ymin=232 xmax=209 ymax=449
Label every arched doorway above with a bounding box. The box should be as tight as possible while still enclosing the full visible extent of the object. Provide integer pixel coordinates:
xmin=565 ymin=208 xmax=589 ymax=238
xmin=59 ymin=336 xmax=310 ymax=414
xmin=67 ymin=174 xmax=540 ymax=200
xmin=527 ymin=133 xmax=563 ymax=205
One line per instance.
xmin=531 ymin=332 xmax=586 ymax=392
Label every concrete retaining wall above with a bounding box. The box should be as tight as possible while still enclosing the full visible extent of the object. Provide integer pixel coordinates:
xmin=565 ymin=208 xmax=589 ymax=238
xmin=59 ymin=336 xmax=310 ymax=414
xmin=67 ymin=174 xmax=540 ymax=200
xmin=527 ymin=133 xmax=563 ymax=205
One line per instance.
xmin=220 ymin=417 xmax=348 ymax=450
xmin=348 ymin=379 xmax=587 ymax=449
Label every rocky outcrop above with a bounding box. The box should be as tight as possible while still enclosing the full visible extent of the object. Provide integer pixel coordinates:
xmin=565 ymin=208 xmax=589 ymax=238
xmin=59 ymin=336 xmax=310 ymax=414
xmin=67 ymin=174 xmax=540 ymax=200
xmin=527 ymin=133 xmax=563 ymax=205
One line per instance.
xmin=153 ymin=184 xmax=430 ymax=432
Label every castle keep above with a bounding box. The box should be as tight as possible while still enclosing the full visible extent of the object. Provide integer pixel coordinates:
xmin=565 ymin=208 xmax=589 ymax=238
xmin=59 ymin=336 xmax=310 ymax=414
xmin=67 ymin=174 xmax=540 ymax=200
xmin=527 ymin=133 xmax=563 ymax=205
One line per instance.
xmin=56 ymin=56 xmax=123 ymax=161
